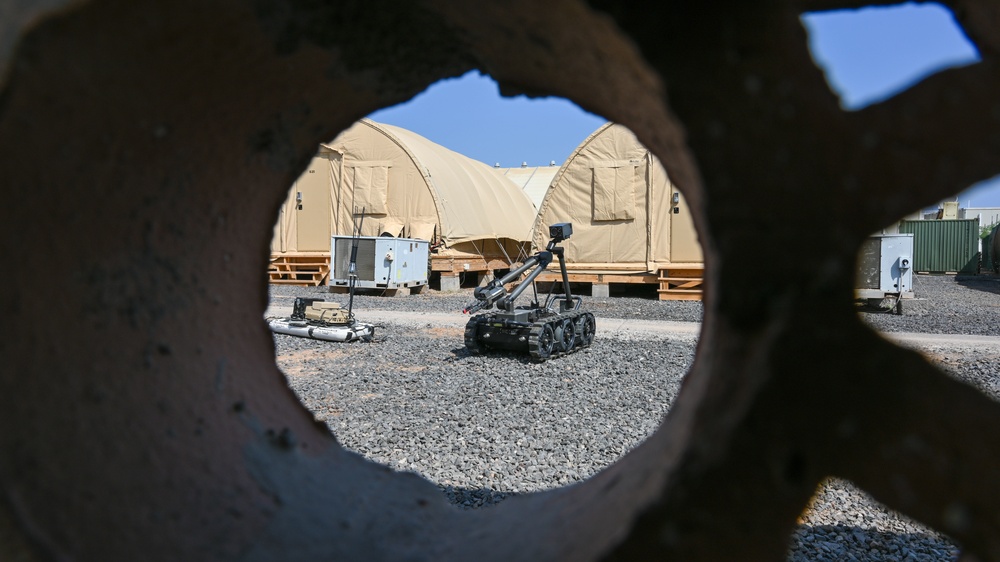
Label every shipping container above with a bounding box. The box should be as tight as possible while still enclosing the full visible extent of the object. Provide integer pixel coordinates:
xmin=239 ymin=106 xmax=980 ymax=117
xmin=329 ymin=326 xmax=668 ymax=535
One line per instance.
xmin=898 ymin=218 xmax=980 ymax=275
xmin=984 ymin=224 xmax=1000 ymax=274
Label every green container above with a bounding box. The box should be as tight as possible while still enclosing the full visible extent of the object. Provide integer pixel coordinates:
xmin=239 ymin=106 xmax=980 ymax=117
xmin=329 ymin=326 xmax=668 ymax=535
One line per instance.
xmin=898 ymin=218 xmax=980 ymax=275
xmin=984 ymin=225 xmax=999 ymax=274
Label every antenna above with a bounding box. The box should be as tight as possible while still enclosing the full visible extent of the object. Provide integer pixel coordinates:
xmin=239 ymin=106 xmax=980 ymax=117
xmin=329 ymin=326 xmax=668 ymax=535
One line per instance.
xmin=347 ymin=207 xmax=366 ymax=322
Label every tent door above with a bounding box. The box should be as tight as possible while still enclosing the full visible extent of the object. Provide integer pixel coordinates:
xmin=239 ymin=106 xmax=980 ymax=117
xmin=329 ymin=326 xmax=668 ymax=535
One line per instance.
xmin=669 ymin=188 xmax=702 ymax=262
xmin=295 ymin=160 xmax=333 ymax=252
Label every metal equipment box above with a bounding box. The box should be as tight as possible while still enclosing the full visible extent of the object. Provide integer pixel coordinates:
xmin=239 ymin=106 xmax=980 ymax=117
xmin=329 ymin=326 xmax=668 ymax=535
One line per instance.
xmin=329 ymin=236 xmax=429 ymax=293
xmin=856 ymin=233 xmax=915 ymax=301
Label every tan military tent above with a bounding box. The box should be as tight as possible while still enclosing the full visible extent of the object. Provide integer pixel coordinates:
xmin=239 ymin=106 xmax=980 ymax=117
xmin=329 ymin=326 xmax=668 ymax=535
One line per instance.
xmin=531 ymin=122 xmax=702 ymax=274
xmin=271 ymin=119 xmax=538 ymax=274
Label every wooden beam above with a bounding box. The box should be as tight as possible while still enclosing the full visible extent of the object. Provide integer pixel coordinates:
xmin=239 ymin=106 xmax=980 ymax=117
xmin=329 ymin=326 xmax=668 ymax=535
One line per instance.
xmin=430 ymin=255 xmax=515 ymax=273
xmin=535 ymin=272 xmax=659 ymax=284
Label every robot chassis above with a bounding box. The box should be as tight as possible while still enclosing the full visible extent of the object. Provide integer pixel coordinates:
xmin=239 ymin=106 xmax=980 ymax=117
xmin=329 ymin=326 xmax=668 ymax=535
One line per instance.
xmin=462 ymin=223 xmax=596 ymax=361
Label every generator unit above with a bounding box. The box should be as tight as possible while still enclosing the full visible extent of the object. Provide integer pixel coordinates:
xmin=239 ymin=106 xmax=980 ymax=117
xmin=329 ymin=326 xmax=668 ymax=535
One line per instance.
xmin=855 ymin=233 xmax=914 ymax=314
xmin=329 ymin=236 xmax=429 ymax=293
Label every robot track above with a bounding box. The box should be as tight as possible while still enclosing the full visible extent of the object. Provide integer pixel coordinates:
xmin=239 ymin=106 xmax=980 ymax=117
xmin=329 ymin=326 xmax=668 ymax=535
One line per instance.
xmin=465 ymin=310 xmax=596 ymax=362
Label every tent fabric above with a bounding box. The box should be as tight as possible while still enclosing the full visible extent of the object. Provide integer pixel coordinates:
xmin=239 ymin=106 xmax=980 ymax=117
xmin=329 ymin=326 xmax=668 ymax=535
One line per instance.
xmin=370 ymin=121 xmax=536 ymax=248
xmin=271 ymin=119 xmax=537 ymax=257
xmin=496 ymin=165 xmax=560 ymax=209
xmin=531 ymin=122 xmax=703 ymax=273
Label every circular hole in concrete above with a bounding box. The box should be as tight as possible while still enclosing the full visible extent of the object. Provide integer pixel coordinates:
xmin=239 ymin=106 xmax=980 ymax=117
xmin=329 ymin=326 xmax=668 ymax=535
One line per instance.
xmin=266 ymin=72 xmax=705 ymax=508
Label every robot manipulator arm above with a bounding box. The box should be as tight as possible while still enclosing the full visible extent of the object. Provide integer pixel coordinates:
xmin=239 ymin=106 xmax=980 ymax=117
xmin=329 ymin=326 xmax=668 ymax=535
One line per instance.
xmin=462 ymin=251 xmax=552 ymax=314
xmin=463 ymin=282 xmax=506 ymax=314
xmin=462 ymin=223 xmax=572 ymax=316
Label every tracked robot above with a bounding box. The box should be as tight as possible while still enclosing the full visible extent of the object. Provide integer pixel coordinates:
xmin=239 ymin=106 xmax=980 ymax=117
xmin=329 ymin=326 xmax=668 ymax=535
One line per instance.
xmin=462 ymin=222 xmax=595 ymax=361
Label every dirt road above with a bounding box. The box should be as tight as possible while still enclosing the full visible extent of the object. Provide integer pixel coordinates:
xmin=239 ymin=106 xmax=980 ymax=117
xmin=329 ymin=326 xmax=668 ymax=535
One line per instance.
xmin=265 ymin=306 xmax=1000 ymax=349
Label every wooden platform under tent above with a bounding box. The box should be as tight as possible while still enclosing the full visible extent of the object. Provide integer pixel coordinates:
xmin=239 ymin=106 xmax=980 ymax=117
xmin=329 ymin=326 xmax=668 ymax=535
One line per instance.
xmin=266 ymin=249 xmax=526 ymax=290
xmin=268 ymin=252 xmax=331 ymax=286
xmin=534 ymin=264 xmax=704 ymax=301
xmin=430 ymin=252 xmax=519 ymax=275
xmin=431 ymin=249 xmax=531 ymax=292
xmin=267 ymin=249 xmax=704 ymax=301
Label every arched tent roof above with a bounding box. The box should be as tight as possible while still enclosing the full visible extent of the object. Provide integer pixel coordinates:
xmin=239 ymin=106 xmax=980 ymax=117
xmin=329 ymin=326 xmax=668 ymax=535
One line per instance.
xmin=531 ymin=122 xmax=702 ymax=272
xmin=325 ymin=119 xmax=537 ymax=251
xmin=272 ymin=119 xmax=538 ymax=258
xmin=496 ymin=165 xmax=561 ymax=209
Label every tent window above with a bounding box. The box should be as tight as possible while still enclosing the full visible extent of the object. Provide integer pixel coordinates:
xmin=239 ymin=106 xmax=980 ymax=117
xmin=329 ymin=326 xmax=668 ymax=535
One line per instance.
xmin=591 ymin=164 xmax=636 ymax=221
xmin=350 ymin=164 xmax=389 ymax=216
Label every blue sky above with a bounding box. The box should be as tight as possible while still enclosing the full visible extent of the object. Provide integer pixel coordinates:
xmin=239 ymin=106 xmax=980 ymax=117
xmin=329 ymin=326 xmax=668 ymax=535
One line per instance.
xmin=369 ymin=2 xmax=1000 ymax=208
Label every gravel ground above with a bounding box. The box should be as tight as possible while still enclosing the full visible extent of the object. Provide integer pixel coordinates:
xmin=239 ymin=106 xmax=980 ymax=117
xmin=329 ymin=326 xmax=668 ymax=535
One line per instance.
xmin=269 ymin=273 xmax=1000 ymax=561
xmin=859 ymin=274 xmax=1000 ymax=336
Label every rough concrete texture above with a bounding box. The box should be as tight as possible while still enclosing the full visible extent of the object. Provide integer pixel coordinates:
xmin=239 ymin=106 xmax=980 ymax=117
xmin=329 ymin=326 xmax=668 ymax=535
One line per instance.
xmin=440 ymin=274 xmax=462 ymax=292
xmin=1 ymin=0 xmax=999 ymax=560
xmin=591 ymin=284 xmax=611 ymax=299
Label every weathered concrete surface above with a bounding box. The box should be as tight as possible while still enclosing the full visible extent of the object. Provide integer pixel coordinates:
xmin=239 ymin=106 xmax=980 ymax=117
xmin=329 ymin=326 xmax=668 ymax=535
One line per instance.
xmin=2 ymin=0 xmax=1000 ymax=560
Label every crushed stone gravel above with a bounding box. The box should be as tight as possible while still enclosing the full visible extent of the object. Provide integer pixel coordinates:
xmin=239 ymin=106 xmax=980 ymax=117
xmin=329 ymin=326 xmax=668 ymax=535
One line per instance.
xmin=269 ymin=273 xmax=1000 ymax=561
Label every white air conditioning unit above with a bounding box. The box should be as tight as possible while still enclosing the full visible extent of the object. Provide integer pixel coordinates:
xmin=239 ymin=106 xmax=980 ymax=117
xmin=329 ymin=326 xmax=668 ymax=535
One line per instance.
xmin=329 ymin=236 xmax=429 ymax=293
xmin=855 ymin=233 xmax=915 ymax=310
